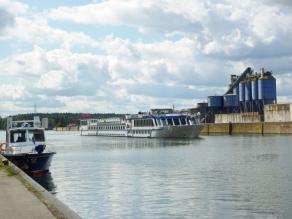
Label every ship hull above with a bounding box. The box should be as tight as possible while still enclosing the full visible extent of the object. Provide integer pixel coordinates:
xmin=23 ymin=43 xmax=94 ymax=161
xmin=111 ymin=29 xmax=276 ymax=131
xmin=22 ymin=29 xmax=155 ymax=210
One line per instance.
xmin=3 ymin=152 xmax=55 ymax=175
xmin=151 ymin=125 xmax=203 ymax=138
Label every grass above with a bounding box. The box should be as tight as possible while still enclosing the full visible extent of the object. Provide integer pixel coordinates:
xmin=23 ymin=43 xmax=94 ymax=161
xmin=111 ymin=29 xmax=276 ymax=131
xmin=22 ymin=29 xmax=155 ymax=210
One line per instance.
xmin=6 ymin=165 xmax=17 ymax=176
xmin=0 ymin=159 xmax=16 ymax=176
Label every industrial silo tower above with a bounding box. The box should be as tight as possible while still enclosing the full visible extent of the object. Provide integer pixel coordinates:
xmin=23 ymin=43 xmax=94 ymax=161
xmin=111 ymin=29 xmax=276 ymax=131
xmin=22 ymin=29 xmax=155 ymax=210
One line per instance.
xmin=258 ymin=68 xmax=277 ymax=106
xmin=224 ymin=67 xmax=276 ymax=114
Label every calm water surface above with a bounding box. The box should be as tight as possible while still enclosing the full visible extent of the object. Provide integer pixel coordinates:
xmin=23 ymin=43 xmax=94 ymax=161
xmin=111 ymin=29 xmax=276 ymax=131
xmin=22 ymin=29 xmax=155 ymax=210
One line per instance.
xmin=5 ymin=131 xmax=292 ymax=218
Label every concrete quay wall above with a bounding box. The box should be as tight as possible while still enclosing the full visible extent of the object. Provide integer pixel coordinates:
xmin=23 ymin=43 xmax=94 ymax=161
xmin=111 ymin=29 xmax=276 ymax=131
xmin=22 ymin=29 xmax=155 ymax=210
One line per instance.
xmin=201 ymin=122 xmax=292 ymax=135
xmin=0 ymin=154 xmax=81 ymax=219
xmin=263 ymin=122 xmax=292 ymax=134
xmin=54 ymin=126 xmax=79 ymax=131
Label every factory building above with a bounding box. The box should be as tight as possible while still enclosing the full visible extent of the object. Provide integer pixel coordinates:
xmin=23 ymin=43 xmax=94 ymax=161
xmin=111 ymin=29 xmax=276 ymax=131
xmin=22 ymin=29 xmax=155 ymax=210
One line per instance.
xmin=195 ymin=67 xmax=281 ymax=123
xmin=221 ymin=67 xmax=277 ymax=113
xmin=264 ymin=104 xmax=292 ymax=122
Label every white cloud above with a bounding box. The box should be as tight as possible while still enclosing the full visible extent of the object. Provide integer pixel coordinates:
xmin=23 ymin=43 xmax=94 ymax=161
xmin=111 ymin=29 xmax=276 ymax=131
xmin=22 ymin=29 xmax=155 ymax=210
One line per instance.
xmin=0 ymin=0 xmax=28 ymax=15
xmin=0 ymin=37 xmax=232 ymax=113
xmin=0 ymin=0 xmax=292 ymax=114
xmin=3 ymin=17 xmax=97 ymax=49
xmin=37 ymin=70 xmax=76 ymax=90
xmin=0 ymin=45 xmax=49 ymax=76
xmin=48 ymin=0 xmax=204 ymax=34
xmin=0 ymin=8 xmax=14 ymax=32
xmin=0 ymin=84 xmax=29 ymax=100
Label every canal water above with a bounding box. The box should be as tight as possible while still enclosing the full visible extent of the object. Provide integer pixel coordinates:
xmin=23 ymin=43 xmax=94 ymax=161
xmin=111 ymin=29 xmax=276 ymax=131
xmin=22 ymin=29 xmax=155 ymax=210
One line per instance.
xmin=3 ymin=131 xmax=292 ymax=218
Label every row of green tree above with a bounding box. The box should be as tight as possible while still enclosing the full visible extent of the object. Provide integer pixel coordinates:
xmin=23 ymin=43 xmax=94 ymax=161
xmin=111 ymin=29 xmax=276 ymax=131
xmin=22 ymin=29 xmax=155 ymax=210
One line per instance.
xmin=0 ymin=113 xmax=124 ymax=130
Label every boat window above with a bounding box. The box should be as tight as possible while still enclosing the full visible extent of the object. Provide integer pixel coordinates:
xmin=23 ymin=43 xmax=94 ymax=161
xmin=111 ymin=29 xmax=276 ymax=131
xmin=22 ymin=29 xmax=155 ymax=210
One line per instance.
xmin=156 ymin=119 xmax=161 ymax=126
xmin=28 ymin=130 xmax=45 ymax=142
xmin=180 ymin=117 xmax=186 ymax=125
xmin=81 ymin=120 xmax=87 ymax=126
xmin=10 ymin=130 xmax=27 ymax=143
xmin=173 ymin=118 xmax=180 ymax=126
xmin=167 ymin=118 xmax=173 ymax=126
xmin=134 ymin=119 xmax=153 ymax=127
xmin=161 ymin=118 xmax=167 ymax=126
xmin=146 ymin=119 xmax=154 ymax=127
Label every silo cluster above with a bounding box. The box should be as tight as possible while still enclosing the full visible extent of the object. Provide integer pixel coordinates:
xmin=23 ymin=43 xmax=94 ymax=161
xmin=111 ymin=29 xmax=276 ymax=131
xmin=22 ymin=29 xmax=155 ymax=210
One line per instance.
xmin=229 ymin=68 xmax=277 ymax=113
xmin=206 ymin=68 xmax=277 ymax=114
xmin=196 ymin=67 xmax=277 ymax=123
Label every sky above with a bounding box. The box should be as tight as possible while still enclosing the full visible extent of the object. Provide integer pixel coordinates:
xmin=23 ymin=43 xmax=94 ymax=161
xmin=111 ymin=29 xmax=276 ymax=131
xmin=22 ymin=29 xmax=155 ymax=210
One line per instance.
xmin=0 ymin=0 xmax=292 ymax=115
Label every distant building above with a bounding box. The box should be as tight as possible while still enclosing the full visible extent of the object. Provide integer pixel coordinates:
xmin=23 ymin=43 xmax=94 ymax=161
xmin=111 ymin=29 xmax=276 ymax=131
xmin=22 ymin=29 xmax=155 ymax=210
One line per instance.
xmin=42 ymin=118 xmax=49 ymax=129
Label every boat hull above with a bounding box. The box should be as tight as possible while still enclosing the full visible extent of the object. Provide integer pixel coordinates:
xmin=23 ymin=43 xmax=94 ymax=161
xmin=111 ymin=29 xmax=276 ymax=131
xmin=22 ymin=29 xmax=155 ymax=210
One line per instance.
xmin=3 ymin=152 xmax=55 ymax=174
xmin=151 ymin=125 xmax=203 ymax=138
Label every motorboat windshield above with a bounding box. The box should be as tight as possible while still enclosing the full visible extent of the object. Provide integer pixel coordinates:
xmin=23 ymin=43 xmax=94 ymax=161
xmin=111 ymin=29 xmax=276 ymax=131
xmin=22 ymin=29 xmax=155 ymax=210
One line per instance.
xmin=10 ymin=129 xmax=45 ymax=144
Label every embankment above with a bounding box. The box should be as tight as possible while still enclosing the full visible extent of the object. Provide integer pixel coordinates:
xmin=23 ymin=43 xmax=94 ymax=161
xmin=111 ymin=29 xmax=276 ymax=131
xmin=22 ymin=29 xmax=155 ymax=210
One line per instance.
xmin=0 ymin=154 xmax=81 ymax=219
xmin=53 ymin=127 xmax=79 ymax=131
xmin=201 ymin=122 xmax=292 ymax=135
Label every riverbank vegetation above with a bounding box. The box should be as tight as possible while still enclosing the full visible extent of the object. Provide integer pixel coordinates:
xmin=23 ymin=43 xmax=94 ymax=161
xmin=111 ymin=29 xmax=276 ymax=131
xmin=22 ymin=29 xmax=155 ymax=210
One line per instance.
xmin=0 ymin=113 xmax=125 ymax=130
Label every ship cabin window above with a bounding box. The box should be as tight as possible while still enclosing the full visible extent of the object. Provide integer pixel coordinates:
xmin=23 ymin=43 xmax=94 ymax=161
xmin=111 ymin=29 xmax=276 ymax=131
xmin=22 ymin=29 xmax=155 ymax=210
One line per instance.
xmin=134 ymin=119 xmax=154 ymax=127
xmin=180 ymin=117 xmax=186 ymax=125
xmin=10 ymin=130 xmax=27 ymax=143
xmin=173 ymin=118 xmax=180 ymax=126
xmin=167 ymin=118 xmax=173 ymax=126
xmin=81 ymin=120 xmax=87 ymax=126
xmin=156 ymin=119 xmax=161 ymax=126
xmin=161 ymin=118 xmax=167 ymax=126
xmin=28 ymin=129 xmax=45 ymax=142
xmin=147 ymin=119 xmax=154 ymax=127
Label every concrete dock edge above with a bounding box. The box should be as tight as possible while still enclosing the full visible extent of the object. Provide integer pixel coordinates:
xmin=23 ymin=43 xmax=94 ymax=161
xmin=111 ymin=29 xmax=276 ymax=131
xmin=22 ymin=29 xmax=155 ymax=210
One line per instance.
xmin=201 ymin=122 xmax=292 ymax=135
xmin=0 ymin=154 xmax=81 ymax=219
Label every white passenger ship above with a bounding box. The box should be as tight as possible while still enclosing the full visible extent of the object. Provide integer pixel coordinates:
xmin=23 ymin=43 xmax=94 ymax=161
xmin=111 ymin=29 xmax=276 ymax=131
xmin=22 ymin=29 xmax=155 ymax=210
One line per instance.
xmin=80 ymin=109 xmax=203 ymax=138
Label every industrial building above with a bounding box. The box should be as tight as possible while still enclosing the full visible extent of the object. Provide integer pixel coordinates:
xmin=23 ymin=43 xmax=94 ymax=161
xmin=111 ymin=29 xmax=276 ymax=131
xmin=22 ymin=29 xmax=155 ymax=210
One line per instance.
xmin=264 ymin=104 xmax=292 ymax=122
xmin=195 ymin=67 xmax=280 ymax=123
xmin=179 ymin=66 xmax=292 ymax=134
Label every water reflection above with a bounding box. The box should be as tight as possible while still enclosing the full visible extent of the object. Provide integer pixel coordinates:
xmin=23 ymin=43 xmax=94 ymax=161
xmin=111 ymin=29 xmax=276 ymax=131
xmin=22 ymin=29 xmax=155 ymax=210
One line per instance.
xmin=32 ymin=172 xmax=57 ymax=194
xmin=80 ymin=136 xmax=202 ymax=150
xmin=45 ymin=132 xmax=292 ymax=219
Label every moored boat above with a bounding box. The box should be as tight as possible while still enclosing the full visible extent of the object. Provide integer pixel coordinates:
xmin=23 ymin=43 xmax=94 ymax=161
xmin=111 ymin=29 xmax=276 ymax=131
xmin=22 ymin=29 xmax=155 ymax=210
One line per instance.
xmin=0 ymin=116 xmax=55 ymax=175
xmin=80 ymin=109 xmax=203 ymax=138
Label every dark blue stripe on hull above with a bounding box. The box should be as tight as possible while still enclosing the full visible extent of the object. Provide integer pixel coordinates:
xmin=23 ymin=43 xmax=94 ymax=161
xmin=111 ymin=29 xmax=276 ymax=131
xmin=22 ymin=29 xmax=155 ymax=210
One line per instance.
xmin=3 ymin=152 xmax=55 ymax=173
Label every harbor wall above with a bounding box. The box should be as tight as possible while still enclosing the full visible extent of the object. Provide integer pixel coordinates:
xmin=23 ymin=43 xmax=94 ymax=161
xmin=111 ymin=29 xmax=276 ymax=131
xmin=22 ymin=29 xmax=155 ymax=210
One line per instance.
xmin=263 ymin=122 xmax=292 ymax=134
xmin=202 ymin=122 xmax=292 ymax=135
xmin=215 ymin=113 xmax=262 ymax=123
xmin=0 ymin=154 xmax=81 ymax=219
xmin=54 ymin=126 xmax=79 ymax=131
xmin=231 ymin=123 xmax=263 ymax=134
